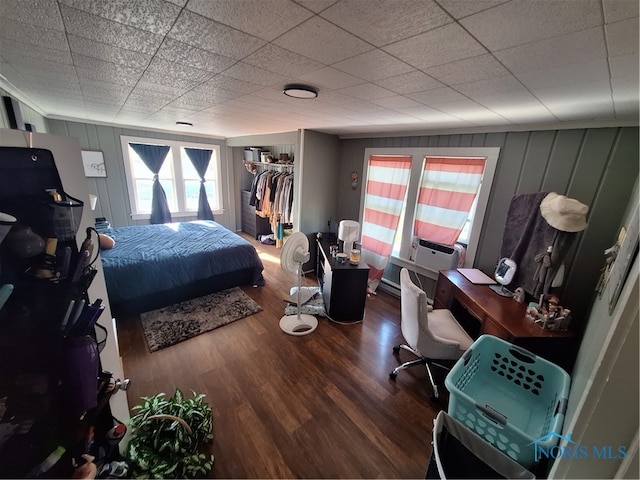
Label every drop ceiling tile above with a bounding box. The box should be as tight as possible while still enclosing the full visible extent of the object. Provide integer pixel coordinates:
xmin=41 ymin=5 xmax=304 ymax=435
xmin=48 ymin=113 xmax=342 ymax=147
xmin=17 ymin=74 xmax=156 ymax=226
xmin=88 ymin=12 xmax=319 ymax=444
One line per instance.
xmin=455 ymin=75 xmax=527 ymax=100
xmin=274 ymin=16 xmax=372 ymax=64
xmin=472 ymin=92 xmax=557 ymax=122
xmin=612 ymin=75 xmax=640 ymax=109
xmin=131 ymin=81 xmax=189 ymax=97
xmin=515 ymin=59 xmax=611 ymax=90
xmin=138 ymin=70 xmax=202 ymax=90
xmin=59 ymin=5 xmax=163 ymax=55
xmin=408 ymin=87 xmax=468 ymax=105
xmin=81 ymin=85 xmax=131 ymax=102
xmin=320 ymin=0 xmax=451 ymax=46
xmin=72 ymin=53 xmax=144 ymax=78
xmin=75 ymin=66 xmax=139 ymax=86
xmin=460 ymin=0 xmax=602 ymax=51
xmin=606 ymin=17 xmax=640 ymax=56
xmin=432 ymin=99 xmax=509 ymax=124
xmin=242 ymin=43 xmax=324 ymax=76
xmin=155 ymin=38 xmax=236 ymax=73
xmin=0 ymin=18 xmax=69 ymax=51
xmin=298 ymin=67 xmax=363 ymax=90
xmin=338 ymin=83 xmax=395 ymax=101
xmin=2 ymin=53 xmax=75 ymax=76
xmin=173 ymin=88 xmax=238 ymax=109
xmin=82 ymin=102 xmax=120 ymax=114
xmin=374 ymin=71 xmax=443 ymax=95
xmin=494 ymin=27 xmax=607 ymax=73
xmin=603 ymin=0 xmax=639 ymax=24
xmin=291 ymin=0 xmax=336 ymax=13
xmin=397 ymin=105 xmax=470 ymax=124
xmin=425 ymin=54 xmax=509 ymax=86
xmin=609 ymin=54 xmax=639 ymax=79
xmin=82 ymin=94 xmax=127 ymax=106
xmin=204 ymin=102 xmax=252 ymax=116
xmin=332 ymin=49 xmax=415 ymax=82
xmin=146 ymin=57 xmax=214 ymax=84
xmin=222 ymin=62 xmax=289 ymax=87
xmin=68 ymin=35 xmax=151 ymax=69
xmin=204 ymin=75 xmax=264 ymax=94
xmin=370 ymin=95 xmax=423 ymax=109
xmin=437 ymin=0 xmax=509 ymax=19
xmin=120 ymin=100 xmax=160 ymax=112
xmin=1 ymin=0 xmax=64 ymax=30
xmin=187 ymin=0 xmax=313 ymax=41
xmin=60 ymin=0 xmax=182 ymax=35
xmin=532 ymin=81 xmax=615 ymax=120
xmin=383 ymin=23 xmax=487 ymax=70
xmin=0 ymin=38 xmax=72 ymax=64
xmin=168 ymin=10 xmax=265 ymax=59
xmin=491 ymin=103 xmax=557 ymax=124
xmin=165 ymin=98 xmax=208 ymax=111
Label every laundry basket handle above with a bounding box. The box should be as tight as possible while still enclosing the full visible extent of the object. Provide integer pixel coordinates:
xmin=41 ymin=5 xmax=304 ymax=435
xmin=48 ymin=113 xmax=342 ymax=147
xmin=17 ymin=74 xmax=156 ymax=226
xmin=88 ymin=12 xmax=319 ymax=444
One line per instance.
xmin=508 ymin=346 xmax=536 ymax=364
xmin=477 ymin=403 xmax=507 ymax=425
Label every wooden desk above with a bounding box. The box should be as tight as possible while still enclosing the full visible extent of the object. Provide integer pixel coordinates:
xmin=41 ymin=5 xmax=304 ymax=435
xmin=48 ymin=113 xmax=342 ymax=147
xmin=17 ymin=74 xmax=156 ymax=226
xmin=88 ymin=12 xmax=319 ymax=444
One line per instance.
xmin=434 ymin=270 xmax=575 ymax=369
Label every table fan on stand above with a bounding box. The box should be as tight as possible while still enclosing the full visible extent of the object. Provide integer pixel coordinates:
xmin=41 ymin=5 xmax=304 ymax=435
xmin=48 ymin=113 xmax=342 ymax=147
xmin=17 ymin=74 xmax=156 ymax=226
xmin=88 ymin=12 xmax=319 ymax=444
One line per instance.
xmin=279 ymin=232 xmax=318 ymax=336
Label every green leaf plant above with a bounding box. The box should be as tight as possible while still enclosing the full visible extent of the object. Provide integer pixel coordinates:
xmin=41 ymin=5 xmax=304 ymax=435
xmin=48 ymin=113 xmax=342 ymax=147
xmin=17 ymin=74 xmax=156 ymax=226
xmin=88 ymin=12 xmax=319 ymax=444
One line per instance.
xmin=126 ymin=389 xmax=214 ymax=478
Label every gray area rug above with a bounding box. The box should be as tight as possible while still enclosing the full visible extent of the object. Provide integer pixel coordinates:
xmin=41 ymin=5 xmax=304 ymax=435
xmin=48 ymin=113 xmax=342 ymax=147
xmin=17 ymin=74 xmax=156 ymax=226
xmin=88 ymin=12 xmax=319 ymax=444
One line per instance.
xmin=140 ymin=287 xmax=262 ymax=352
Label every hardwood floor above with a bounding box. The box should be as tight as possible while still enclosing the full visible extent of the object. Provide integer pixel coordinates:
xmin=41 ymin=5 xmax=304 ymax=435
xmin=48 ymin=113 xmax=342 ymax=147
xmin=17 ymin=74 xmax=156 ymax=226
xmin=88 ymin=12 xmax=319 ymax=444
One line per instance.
xmin=117 ymin=233 xmax=446 ymax=478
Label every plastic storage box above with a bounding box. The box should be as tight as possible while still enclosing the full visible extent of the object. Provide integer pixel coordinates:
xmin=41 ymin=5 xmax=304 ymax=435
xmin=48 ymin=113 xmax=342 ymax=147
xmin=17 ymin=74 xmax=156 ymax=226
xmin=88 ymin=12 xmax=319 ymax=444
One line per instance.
xmin=445 ymin=335 xmax=570 ymax=469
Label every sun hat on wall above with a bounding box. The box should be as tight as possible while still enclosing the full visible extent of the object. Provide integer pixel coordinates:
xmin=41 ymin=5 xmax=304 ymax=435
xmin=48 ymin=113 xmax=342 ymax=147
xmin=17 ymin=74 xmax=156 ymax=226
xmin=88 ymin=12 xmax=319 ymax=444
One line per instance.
xmin=540 ymin=192 xmax=589 ymax=232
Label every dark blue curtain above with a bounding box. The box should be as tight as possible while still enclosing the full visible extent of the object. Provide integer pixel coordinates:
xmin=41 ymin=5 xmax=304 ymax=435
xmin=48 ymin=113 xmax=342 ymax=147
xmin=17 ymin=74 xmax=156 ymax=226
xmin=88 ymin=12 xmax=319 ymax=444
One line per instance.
xmin=184 ymin=148 xmax=214 ymax=221
xmin=130 ymin=143 xmax=172 ymax=224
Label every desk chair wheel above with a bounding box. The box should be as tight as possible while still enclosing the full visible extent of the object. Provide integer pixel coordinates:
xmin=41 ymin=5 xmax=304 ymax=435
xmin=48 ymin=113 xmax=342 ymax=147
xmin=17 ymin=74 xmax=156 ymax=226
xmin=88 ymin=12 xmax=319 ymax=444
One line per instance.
xmin=389 ymin=371 xmax=398 ymax=380
xmin=392 ymin=345 xmax=400 ymax=354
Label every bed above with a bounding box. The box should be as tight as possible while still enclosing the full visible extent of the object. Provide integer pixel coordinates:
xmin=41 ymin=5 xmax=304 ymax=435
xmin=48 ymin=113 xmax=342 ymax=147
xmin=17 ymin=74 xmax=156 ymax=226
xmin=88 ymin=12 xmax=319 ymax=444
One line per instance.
xmin=99 ymin=220 xmax=265 ymax=316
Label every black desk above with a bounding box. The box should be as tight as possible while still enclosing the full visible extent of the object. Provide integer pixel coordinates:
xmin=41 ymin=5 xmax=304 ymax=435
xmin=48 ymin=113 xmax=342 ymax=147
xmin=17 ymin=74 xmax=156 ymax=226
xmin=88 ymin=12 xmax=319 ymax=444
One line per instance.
xmin=316 ymin=234 xmax=369 ymax=322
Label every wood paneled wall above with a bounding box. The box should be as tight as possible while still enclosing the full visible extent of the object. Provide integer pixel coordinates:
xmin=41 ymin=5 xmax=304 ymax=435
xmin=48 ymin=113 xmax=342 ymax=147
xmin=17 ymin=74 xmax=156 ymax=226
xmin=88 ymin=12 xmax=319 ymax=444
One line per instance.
xmin=46 ymin=119 xmax=230 ymax=229
xmin=0 ymin=87 xmax=48 ymax=133
xmin=337 ymin=127 xmax=639 ymax=333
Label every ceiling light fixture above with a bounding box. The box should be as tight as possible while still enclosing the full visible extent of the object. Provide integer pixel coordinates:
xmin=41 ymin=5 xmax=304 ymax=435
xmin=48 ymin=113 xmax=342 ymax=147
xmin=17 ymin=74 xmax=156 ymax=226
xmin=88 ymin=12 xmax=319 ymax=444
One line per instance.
xmin=176 ymin=121 xmax=193 ymax=127
xmin=283 ymin=84 xmax=318 ymax=99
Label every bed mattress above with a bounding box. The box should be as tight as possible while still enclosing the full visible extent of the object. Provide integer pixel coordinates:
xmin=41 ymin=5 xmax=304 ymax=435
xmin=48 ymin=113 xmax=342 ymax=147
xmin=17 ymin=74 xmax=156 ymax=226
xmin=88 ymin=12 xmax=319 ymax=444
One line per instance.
xmin=100 ymin=220 xmax=264 ymax=315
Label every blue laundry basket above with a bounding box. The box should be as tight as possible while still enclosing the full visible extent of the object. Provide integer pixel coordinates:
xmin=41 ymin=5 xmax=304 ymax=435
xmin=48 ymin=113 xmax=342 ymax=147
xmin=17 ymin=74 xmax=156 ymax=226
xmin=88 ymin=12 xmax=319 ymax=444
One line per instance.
xmin=445 ymin=335 xmax=571 ymax=469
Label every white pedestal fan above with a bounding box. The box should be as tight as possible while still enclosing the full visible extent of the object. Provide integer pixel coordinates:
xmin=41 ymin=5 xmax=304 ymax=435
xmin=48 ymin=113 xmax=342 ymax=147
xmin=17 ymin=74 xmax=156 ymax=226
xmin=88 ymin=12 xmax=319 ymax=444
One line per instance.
xmin=279 ymin=232 xmax=318 ymax=336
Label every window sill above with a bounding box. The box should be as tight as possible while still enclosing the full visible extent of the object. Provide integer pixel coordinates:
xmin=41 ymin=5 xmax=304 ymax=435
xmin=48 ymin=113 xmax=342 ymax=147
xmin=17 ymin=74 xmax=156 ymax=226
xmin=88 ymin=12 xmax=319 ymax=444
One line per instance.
xmin=388 ymin=255 xmax=441 ymax=281
xmin=130 ymin=210 xmax=224 ymax=221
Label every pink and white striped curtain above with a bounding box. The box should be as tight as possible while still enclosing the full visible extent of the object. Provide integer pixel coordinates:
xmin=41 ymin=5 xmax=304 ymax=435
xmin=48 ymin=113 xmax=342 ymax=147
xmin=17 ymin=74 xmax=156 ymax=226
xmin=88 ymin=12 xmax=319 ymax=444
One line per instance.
xmin=361 ymin=155 xmax=412 ymax=293
xmin=414 ymin=157 xmax=486 ymax=246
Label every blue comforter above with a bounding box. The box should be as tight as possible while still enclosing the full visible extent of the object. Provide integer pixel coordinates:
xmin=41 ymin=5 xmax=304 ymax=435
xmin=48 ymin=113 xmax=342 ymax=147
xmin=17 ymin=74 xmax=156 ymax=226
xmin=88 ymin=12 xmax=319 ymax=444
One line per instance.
xmin=100 ymin=221 xmax=264 ymax=305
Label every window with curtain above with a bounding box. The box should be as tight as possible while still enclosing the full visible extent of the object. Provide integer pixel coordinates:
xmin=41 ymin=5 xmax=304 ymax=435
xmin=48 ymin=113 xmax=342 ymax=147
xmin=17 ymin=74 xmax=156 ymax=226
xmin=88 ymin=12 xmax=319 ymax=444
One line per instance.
xmin=121 ymin=136 xmax=222 ymax=220
xmin=362 ymin=147 xmax=500 ymax=276
xmin=360 ymin=155 xmax=412 ymax=293
xmin=414 ymin=156 xmax=486 ymax=246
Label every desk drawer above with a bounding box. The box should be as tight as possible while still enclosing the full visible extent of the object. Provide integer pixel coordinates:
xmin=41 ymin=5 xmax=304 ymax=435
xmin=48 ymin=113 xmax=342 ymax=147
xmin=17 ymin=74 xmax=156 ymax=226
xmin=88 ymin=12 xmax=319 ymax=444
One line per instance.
xmin=455 ymin=293 xmax=486 ymax=322
xmin=481 ymin=317 xmax=510 ymax=340
xmin=434 ymin=276 xmax=454 ymax=309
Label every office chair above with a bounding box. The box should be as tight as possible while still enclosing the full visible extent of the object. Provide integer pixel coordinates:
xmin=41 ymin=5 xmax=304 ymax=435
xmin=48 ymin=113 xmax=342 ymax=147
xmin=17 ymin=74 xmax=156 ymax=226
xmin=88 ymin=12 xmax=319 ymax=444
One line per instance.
xmin=390 ymin=268 xmax=473 ymax=399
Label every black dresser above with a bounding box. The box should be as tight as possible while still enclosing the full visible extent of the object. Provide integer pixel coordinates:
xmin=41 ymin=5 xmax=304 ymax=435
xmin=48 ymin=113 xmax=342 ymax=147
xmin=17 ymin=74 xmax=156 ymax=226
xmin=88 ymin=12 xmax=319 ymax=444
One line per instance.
xmin=316 ymin=234 xmax=369 ymax=322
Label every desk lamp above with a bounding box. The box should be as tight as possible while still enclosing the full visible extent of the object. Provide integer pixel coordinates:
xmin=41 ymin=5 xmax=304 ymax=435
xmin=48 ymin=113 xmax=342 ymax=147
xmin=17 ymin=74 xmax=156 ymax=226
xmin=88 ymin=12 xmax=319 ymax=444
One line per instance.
xmin=338 ymin=220 xmax=360 ymax=256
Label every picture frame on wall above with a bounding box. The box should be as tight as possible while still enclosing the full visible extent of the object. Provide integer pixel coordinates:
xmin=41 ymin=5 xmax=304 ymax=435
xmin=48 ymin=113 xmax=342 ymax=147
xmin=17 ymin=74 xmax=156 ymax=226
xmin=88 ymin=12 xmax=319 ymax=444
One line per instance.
xmin=82 ymin=150 xmax=106 ymax=177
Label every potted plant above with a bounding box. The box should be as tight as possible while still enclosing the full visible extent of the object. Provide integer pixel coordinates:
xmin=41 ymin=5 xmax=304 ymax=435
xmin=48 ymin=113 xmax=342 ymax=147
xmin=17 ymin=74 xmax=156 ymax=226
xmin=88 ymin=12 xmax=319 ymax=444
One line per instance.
xmin=126 ymin=389 xmax=214 ymax=478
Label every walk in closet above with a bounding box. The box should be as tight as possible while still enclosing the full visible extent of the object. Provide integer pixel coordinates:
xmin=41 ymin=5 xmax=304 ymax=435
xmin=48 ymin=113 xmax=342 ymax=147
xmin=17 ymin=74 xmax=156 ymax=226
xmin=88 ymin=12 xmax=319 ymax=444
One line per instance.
xmin=239 ymin=145 xmax=295 ymax=246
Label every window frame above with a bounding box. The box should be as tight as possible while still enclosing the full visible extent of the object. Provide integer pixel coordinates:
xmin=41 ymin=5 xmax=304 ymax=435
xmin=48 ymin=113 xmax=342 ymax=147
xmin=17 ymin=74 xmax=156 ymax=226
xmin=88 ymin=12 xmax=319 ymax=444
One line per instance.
xmin=120 ymin=136 xmax=223 ymax=220
xmin=361 ymin=147 xmax=500 ymax=278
